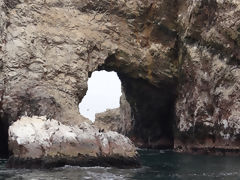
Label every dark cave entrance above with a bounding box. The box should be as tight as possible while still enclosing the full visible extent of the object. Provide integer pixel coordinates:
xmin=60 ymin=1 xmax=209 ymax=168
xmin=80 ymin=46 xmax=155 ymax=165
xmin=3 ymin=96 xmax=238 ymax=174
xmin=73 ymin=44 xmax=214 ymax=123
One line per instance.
xmin=0 ymin=114 xmax=9 ymax=158
xmin=98 ymin=57 xmax=177 ymax=150
xmin=119 ymin=74 xmax=176 ymax=149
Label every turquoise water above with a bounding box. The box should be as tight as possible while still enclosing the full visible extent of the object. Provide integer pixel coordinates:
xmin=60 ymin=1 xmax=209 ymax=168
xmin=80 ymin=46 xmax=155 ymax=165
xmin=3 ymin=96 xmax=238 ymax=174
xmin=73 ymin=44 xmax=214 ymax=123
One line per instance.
xmin=1 ymin=150 xmax=240 ymax=180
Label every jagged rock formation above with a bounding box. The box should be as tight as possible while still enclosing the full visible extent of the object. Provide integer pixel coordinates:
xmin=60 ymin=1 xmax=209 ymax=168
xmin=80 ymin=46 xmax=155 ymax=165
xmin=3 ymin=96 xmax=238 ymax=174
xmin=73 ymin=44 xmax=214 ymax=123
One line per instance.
xmin=0 ymin=0 xmax=239 ymax=155
xmin=94 ymin=108 xmax=121 ymax=133
xmin=175 ymin=0 xmax=240 ymax=153
xmin=94 ymin=91 xmax=133 ymax=134
xmin=7 ymin=116 xmax=139 ymax=168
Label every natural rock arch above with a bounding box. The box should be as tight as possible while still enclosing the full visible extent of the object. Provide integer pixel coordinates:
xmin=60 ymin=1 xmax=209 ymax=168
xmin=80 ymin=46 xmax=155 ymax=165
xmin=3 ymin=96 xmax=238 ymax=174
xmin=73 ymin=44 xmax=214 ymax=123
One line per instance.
xmin=0 ymin=0 xmax=240 ymax=156
xmin=97 ymin=56 xmax=177 ymax=149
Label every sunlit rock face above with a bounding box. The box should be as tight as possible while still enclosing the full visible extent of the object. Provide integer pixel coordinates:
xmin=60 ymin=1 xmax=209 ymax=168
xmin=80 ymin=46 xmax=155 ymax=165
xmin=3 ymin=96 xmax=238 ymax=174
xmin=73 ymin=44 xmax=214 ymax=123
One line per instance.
xmin=0 ymin=0 xmax=239 ymax=155
xmin=7 ymin=116 xmax=139 ymax=168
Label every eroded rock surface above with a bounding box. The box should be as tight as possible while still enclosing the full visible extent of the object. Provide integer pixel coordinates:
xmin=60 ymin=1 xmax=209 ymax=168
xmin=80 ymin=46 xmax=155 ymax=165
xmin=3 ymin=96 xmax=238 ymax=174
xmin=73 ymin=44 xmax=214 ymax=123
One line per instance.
xmin=0 ymin=0 xmax=178 ymax=125
xmin=94 ymin=108 xmax=121 ymax=133
xmin=7 ymin=116 xmax=139 ymax=168
xmin=119 ymin=91 xmax=133 ymax=135
xmin=174 ymin=0 xmax=240 ymax=154
xmin=0 ymin=0 xmax=239 ymax=154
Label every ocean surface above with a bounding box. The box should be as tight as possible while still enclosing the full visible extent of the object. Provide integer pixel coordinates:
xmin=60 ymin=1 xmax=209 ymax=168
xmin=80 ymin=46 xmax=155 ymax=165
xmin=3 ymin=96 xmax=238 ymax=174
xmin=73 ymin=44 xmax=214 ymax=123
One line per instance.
xmin=1 ymin=149 xmax=240 ymax=180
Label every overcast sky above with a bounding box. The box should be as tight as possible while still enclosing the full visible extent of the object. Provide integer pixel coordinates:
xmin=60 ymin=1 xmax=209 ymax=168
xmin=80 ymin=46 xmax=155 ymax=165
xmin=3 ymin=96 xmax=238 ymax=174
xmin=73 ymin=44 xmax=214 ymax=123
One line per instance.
xmin=79 ymin=70 xmax=122 ymax=121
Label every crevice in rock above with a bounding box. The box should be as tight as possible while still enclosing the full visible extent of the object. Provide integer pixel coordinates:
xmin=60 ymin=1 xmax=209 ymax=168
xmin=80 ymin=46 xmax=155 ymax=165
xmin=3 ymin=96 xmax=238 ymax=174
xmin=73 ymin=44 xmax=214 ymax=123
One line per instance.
xmin=3 ymin=0 xmax=21 ymax=9
xmin=0 ymin=113 xmax=9 ymax=158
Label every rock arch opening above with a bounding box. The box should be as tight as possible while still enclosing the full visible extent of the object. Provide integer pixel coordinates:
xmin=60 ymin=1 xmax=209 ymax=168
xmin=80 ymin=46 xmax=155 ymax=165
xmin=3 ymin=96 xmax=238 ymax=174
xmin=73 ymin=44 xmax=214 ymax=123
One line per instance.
xmin=98 ymin=55 xmax=177 ymax=149
xmin=79 ymin=70 xmax=122 ymax=122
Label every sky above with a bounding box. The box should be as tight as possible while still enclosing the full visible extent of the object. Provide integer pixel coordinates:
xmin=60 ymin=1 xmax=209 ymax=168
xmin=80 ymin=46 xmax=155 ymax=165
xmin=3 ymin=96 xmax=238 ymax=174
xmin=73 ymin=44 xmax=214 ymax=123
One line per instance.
xmin=79 ymin=70 xmax=122 ymax=121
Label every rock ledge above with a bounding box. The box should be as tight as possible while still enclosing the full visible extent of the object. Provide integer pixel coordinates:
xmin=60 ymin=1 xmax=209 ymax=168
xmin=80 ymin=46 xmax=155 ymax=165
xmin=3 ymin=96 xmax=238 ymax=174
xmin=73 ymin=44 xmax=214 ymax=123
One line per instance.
xmin=7 ymin=116 xmax=139 ymax=169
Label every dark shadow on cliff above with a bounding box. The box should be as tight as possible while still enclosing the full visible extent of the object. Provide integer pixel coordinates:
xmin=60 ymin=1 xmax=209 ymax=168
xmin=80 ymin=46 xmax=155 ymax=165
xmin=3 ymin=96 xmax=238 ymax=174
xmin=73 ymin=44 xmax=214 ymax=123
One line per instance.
xmin=0 ymin=113 xmax=9 ymax=158
xmin=119 ymin=74 xmax=176 ymax=149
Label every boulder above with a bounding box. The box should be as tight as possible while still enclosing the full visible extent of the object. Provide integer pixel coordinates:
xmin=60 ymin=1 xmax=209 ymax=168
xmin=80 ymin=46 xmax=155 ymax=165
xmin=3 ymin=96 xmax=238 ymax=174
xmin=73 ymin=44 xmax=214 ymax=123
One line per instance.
xmin=7 ymin=116 xmax=139 ymax=169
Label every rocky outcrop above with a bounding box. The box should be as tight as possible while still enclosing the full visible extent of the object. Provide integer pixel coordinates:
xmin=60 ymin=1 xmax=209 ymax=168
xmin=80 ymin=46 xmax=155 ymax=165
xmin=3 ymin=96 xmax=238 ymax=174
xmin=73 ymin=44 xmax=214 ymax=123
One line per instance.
xmin=0 ymin=0 xmax=179 ymax=152
xmin=94 ymin=91 xmax=133 ymax=135
xmin=94 ymin=108 xmax=121 ymax=132
xmin=0 ymin=0 xmax=239 ymax=155
xmin=7 ymin=116 xmax=139 ymax=168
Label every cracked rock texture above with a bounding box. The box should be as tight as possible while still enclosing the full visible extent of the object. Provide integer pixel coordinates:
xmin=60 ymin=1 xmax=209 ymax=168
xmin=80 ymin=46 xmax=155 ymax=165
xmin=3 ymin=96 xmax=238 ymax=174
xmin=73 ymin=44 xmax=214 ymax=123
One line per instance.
xmin=7 ymin=116 xmax=138 ymax=168
xmin=175 ymin=0 xmax=240 ymax=153
xmin=0 ymin=0 xmax=239 ymax=154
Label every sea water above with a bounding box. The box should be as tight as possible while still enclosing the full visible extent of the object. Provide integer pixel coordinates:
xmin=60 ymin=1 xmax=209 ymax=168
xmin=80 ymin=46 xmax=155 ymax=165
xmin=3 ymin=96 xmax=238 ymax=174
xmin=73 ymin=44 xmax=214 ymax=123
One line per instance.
xmin=1 ymin=149 xmax=240 ymax=180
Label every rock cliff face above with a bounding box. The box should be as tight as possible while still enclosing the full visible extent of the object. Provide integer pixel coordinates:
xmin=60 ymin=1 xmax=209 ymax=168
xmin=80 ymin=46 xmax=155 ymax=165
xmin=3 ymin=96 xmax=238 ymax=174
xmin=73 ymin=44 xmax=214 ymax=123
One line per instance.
xmin=0 ymin=0 xmax=239 ymax=155
xmin=175 ymin=0 xmax=240 ymax=154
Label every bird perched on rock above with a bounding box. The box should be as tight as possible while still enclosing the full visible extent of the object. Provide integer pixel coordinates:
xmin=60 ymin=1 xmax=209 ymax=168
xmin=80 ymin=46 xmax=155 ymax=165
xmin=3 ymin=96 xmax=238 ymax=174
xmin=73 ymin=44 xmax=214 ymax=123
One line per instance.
xmin=98 ymin=128 xmax=104 ymax=133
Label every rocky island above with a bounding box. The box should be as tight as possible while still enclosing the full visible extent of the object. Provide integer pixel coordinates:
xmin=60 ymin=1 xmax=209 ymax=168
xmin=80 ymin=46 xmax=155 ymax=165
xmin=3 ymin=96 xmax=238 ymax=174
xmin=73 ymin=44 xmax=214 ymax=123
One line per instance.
xmin=0 ymin=0 xmax=239 ymax=168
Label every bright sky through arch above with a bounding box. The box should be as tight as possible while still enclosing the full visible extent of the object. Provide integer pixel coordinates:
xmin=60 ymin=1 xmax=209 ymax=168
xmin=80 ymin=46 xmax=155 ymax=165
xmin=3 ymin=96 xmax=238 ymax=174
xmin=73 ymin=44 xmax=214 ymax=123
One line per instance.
xmin=79 ymin=70 xmax=122 ymax=122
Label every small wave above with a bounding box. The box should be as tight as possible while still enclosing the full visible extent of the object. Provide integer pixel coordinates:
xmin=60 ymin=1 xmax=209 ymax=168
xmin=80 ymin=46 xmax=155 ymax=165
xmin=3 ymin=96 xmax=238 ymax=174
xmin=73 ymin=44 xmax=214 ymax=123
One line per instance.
xmin=167 ymin=171 xmax=240 ymax=178
xmin=56 ymin=165 xmax=112 ymax=170
xmin=159 ymin=150 xmax=165 ymax=154
xmin=218 ymin=172 xmax=239 ymax=177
